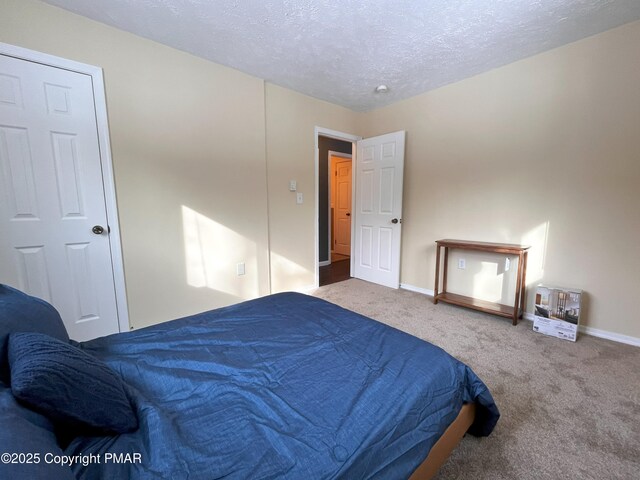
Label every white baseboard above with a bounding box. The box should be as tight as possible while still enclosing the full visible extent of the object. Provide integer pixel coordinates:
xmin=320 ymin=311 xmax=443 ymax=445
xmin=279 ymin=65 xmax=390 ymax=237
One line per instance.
xmin=577 ymin=326 xmax=640 ymax=347
xmin=400 ymin=283 xmax=434 ymax=297
xmin=403 ymin=284 xmax=640 ymax=348
xmin=318 ymin=260 xmax=331 ymax=267
xmin=295 ymin=284 xmax=318 ymax=294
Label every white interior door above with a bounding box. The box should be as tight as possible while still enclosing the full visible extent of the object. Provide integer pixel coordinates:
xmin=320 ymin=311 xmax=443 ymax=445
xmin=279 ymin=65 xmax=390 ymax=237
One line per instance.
xmin=333 ymin=158 xmax=351 ymax=256
xmin=353 ymin=131 xmax=405 ymax=288
xmin=0 ymin=53 xmax=121 ymax=341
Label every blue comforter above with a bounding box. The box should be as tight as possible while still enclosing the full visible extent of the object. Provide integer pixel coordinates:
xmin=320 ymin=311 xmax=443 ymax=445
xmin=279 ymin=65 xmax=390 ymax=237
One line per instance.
xmin=68 ymin=292 xmax=499 ymax=479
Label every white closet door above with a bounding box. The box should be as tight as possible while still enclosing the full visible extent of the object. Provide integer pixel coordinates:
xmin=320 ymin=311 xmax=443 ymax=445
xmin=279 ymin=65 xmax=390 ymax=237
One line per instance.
xmin=0 ymin=53 xmax=120 ymax=340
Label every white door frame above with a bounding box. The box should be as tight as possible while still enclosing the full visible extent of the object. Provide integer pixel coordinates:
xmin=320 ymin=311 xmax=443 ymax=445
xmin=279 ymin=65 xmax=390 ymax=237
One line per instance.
xmin=314 ymin=127 xmax=361 ymax=288
xmin=324 ymin=150 xmax=352 ymax=267
xmin=0 ymin=42 xmax=130 ymax=333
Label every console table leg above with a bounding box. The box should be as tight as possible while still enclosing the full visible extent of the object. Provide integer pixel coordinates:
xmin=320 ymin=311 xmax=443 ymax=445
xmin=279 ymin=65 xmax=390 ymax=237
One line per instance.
xmin=433 ymin=244 xmax=441 ymax=304
xmin=513 ymin=252 xmax=524 ymax=325
xmin=519 ymin=251 xmax=528 ymax=318
xmin=442 ymin=247 xmax=449 ymax=294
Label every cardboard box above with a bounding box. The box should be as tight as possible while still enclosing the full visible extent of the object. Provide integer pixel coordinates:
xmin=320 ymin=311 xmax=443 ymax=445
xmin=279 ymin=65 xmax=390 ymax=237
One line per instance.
xmin=532 ymin=286 xmax=582 ymax=342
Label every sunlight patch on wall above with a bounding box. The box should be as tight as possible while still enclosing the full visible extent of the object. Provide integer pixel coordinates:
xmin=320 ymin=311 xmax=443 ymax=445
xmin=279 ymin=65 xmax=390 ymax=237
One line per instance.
xmin=521 ymin=221 xmax=550 ymax=287
xmin=472 ymin=259 xmax=508 ymax=304
xmin=466 ymin=221 xmax=549 ymax=306
xmin=270 ymin=251 xmax=313 ymax=292
xmin=182 ymin=205 xmax=258 ymax=298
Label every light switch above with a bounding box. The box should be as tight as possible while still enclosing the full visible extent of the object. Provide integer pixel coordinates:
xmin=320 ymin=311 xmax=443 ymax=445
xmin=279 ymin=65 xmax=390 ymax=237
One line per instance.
xmin=237 ymin=262 xmax=245 ymax=276
xmin=289 ymin=180 xmax=297 ymax=192
xmin=296 ymin=192 xmax=304 ymax=204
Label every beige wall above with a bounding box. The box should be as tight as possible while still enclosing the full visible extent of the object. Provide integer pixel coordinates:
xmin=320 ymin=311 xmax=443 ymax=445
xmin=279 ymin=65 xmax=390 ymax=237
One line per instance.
xmin=362 ymin=20 xmax=640 ymax=339
xmin=0 ymin=0 xmax=271 ymax=328
xmin=265 ymin=84 xmax=361 ymax=292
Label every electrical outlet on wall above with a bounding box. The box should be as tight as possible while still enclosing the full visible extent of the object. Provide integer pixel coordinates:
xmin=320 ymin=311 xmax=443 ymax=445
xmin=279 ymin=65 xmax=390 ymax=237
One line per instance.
xmin=458 ymin=258 xmax=466 ymax=269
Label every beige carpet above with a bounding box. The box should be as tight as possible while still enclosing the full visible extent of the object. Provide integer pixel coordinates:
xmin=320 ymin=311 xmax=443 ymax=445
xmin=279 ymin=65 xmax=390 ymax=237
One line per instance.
xmin=312 ymin=279 xmax=640 ymax=480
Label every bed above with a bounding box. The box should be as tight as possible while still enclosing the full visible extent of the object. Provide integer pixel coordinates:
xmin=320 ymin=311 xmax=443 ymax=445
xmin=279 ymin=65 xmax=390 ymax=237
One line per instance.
xmin=0 ymin=285 xmax=499 ymax=479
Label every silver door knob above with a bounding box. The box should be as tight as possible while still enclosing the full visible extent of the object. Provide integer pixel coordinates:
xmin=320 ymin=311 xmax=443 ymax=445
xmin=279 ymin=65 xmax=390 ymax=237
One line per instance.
xmin=92 ymin=225 xmax=105 ymax=235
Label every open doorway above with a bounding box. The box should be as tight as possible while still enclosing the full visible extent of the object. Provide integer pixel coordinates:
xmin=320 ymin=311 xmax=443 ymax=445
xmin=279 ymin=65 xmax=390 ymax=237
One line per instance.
xmin=330 ymin=152 xmax=352 ymax=260
xmin=315 ymin=128 xmax=406 ymax=290
xmin=321 ymin=150 xmax=352 ymax=286
xmin=315 ymin=128 xmax=361 ymax=287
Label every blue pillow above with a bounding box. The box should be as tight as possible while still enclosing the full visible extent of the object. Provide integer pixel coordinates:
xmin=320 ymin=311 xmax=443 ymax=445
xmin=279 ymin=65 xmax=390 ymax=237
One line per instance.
xmin=0 ymin=387 xmax=75 ymax=480
xmin=0 ymin=284 xmax=69 ymax=385
xmin=8 ymin=332 xmax=138 ymax=434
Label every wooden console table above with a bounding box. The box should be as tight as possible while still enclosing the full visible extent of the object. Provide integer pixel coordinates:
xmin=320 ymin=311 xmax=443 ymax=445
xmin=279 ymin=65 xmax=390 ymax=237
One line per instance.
xmin=433 ymin=239 xmax=530 ymax=325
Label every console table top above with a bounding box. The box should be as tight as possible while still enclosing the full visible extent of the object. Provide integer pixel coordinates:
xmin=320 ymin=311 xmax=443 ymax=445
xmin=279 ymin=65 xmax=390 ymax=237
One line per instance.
xmin=435 ymin=239 xmax=530 ymax=252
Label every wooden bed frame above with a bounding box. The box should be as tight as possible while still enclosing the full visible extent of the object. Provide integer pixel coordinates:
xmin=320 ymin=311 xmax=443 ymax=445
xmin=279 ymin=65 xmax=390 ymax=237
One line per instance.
xmin=409 ymin=403 xmax=476 ymax=479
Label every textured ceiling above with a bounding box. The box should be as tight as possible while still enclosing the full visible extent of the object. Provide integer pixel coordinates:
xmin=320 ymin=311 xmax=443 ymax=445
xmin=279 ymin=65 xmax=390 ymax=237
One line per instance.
xmin=43 ymin=0 xmax=640 ymax=111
